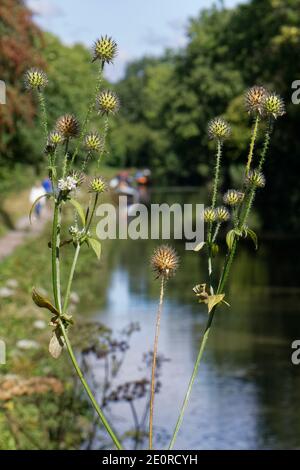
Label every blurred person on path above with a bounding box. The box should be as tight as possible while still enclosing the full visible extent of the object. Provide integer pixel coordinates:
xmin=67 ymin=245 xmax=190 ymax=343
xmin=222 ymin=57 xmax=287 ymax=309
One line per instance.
xmin=42 ymin=177 xmax=52 ymax=193
xmin=29 ymin=181 xmax=46 ymax=219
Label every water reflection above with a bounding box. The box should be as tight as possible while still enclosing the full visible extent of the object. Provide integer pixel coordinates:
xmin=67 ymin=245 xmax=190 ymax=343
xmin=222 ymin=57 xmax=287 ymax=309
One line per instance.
xmin=90 ymin=191 xmax=300 ymax=449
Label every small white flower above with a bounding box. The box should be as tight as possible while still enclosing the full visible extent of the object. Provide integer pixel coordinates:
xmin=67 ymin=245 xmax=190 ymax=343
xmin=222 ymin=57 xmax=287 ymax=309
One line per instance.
xmin=58 ymin=176 xmax=78 ymax=192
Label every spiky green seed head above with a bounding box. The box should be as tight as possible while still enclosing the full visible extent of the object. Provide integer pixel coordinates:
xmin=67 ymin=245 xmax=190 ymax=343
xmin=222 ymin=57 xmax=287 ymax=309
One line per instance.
xmin=204 ymin=207 xmax=217 ymax=223
xmin=208 ymin=117 xmax=231 ymax=141
xmin=55 ymin=114 xmax=80 ymax=139
xmin=223 ymin=189 xmax=244 ymax=206
xmin=263 ymin=92 xmax=285 ymax=119
xmin=245 ymin=86 xmax=268 ymax=115
xmin=85 ymin=132 xmax=102 ymax=152
xmin=48 ymin=130 xmax=63 ymax=145
xmin=24 ymin=68 xmax=48 ymax=90
xmin=246 ymin=169 xmax=266 ymax=188
xmin=92 ymin=36 xmax=117 ymax=63
xmin=215 ymin=206 xmax=230 ymax=223
xmin=97 ymin=90 xmax=120 ymax=115
xmin=90 ymin=176 xmax=107 ymax=194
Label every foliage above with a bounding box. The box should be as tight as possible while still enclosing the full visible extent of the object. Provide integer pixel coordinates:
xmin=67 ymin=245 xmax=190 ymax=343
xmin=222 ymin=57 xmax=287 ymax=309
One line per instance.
xmin=113 ymin=0 xmax=300 ymax=231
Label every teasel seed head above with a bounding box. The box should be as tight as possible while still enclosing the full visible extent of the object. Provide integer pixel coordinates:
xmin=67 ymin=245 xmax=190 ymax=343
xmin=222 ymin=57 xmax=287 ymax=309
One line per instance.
xmin=263 ymin=92 xmax=285 ymax=119
xmin=223 ymin=189 xmax=244 ymax=207
xmin=92 ymin=36 xmax=117 ymax=64
xmin=24 ymin=68 xmax=48 ymax=90
xmin=215 ymin=206 xmax=230 ymax=223
xmin=55 ymin=114 xmax=80 ymax=139
xmin=245 ymin=86 xmax=268 ymax=115
xmin=89 ymin=176 xmax=107 ymax=194
xmin=245 ymin=169 xmax=266 ymax=188
xmin=151 ymin=245 xmax=179 ymax=279
xmin=85 ymin=132 xmax=102 ymax=152
xmin=97 ymin=90 xmax=120 ymax=115
xmin=48 ymin=130 xmax=63 ymax=146
xmin=208 ymin=117 xmax=231 ymax=141
xmin=204 ymin=207 xmax=217 ymax=223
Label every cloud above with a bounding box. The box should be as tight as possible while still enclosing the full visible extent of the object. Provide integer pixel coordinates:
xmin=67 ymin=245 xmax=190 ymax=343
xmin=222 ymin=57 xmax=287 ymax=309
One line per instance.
xmin=141 ymin=29 xmax=170 ymax=48
xmin=167 ymin=18 xmax=187 ymax=32
xmin=26 ymin=0 xmax=64 ymax=19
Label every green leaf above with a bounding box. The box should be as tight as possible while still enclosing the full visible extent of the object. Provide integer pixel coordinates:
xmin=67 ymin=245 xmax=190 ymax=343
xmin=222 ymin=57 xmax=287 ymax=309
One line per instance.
xmin=226 ymin=229 xmax=236 ymax=250
xmin=89 ymin=237 xmax=102 ymax=259
xmin=234 ymin=228 xmax=243 ymax=237
xmin=247 ymin=228 xmax=258 ymax=250
xmin=211 ymin=243 xmax=219 ymax=257
xmin=69 ymin=198 xmax=86 ymax=227
xmin=29 ymin=194 xmax=50 ymax=223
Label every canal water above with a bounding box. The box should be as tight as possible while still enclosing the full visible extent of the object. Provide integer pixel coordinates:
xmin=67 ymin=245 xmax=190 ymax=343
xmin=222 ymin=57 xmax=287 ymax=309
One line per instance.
xmin=87 ymin=190 xmax=300 ymax=449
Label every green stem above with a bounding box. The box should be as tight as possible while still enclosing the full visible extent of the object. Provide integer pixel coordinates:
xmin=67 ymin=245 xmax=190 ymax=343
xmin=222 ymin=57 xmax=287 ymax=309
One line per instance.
xmin=71 ymin=62 xmax=104 ymax=166
xmin=62 ymin=243 xmax=81 ymax=315
xmin=246 ymin=114 xmax=260 ymax=174
xmin=58 ymin=320 xmax=123 ymax=450
xmin=258 ymin=119 xmax=273 ymax=172
xmin=211 ymin=140 xmax=222 ymax=210
xmin=169 ymin=113 xmax=275 ymax=450
xmin=168 ymin=240 xmax=237 ymax=450
xmin=212 ymin=222 xmax=221 ymax=243
xmin=51 ymin=199 xmax=122 ymax=449
xmin=51 ymin=202 xmax=62 ymax=312
xmin=62 ymin=139 xmax=70 ymax=178
xmin=97 ymin=115 xmax=110 ymax=166
xmin=149 ymin=276 xmax=165 ymax=450
xmin=206 ymin=140 xmax=223 ymax=294
xmin=37 ymin=91 xmax=48 ymax=140
xmin=86 ymin=193 xmax=99 ymax=233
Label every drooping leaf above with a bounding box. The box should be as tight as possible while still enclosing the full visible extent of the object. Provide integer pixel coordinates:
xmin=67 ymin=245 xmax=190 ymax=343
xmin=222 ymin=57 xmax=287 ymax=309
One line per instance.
xmin=69 ymin=198 xmax=86 ymax=227
xmin=89 ymin=237 xmax=102 ymax=259
xmin=49 ymin=328 xmax=64 ymax=359
xmin=32 ymin=288 xmax=59 ymax=315
xmin=247 ymin=228 xmax=258 ymax=250
xmin=226 ymin=229 xmax=236 ymax=250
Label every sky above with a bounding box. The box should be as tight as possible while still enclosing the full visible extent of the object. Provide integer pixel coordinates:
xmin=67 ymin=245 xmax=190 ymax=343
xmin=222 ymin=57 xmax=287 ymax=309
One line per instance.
xmin=26 ymin=0 xmax=245 ymax=81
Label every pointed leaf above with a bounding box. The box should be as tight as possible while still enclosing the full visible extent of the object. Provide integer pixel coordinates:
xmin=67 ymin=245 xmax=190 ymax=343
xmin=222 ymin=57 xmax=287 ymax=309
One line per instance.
xmin=247 ymin=228 xmax=258 ymax=250
xmin=69 ymin=198 xmax=86 ymax=227
xmin=207 ymin=294 xmax=225 ymax=314
xmin=226 ymin=230 xmax=236 ymax=251
xmin=32 ymin=288 xmax=59 ymax=315
xmin=89 ymin=238 xmax=102 ymax=260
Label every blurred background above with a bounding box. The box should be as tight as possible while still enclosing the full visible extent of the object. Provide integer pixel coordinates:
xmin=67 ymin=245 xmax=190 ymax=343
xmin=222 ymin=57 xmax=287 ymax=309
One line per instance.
xmin=0 ymin=0 xmax=300 ymax=450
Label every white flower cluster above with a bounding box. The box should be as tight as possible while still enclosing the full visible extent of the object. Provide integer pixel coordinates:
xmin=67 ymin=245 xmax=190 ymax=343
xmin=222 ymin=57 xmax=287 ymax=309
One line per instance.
xmin=58 ymin=176 xmax=78 ymax=192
